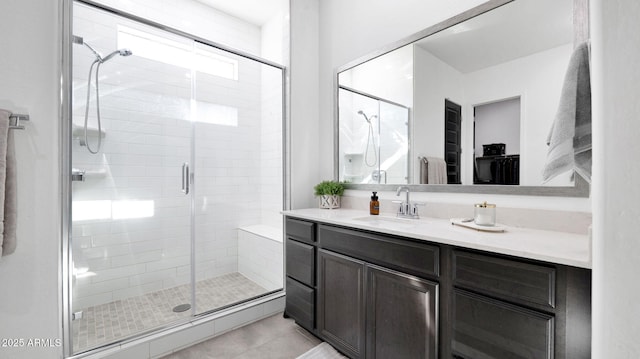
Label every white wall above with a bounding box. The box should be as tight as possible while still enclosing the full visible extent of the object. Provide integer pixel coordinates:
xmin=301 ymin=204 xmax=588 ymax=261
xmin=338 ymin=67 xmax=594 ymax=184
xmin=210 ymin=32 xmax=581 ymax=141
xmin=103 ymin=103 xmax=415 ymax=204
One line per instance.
xmin=0 ymin=0 xmax=61 ymax=358
xmin=290 ymin=0 xmax=321 ymax=208
xmin=592 ymin=0 xmax=640 ymax=357
xmin=413 ymin=45 xmax=465 ymax=181
xmin=339 ymin=44 xmax=413 ymax=107
xmin=474 ymin=98 xmax=521 ymax=157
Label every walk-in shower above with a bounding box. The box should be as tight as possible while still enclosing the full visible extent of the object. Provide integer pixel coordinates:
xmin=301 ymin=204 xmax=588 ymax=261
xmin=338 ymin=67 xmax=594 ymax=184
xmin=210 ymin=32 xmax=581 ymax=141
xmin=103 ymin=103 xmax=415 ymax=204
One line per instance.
xmin=63 ymin=0 xmax=285 ymax=356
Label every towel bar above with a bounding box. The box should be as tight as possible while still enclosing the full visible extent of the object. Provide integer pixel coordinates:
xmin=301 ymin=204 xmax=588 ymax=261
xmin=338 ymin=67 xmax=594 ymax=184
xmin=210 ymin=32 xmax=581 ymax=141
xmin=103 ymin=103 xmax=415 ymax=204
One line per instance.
xmin=8 ymin=114 xmax=29 ymax=130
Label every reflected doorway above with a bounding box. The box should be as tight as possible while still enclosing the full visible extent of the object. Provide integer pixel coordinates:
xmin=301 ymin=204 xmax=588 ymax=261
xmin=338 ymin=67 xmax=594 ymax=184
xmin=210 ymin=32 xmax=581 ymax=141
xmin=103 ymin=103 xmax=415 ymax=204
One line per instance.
xmin=473 ymin=97 xmax=521 ymax=185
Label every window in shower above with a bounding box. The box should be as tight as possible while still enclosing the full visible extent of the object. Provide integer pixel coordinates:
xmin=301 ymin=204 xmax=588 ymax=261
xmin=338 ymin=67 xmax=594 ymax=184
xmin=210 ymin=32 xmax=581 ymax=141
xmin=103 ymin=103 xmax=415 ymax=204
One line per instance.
xmin=117 ymin=26 xmax=239 ymax=81
xmin=68 ymin=1 xmax=284 ymax=354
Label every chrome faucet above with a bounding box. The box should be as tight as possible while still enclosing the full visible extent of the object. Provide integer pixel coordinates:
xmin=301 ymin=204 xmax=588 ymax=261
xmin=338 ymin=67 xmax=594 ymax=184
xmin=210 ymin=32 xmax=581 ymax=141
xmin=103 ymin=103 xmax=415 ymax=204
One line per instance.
xmin=396 ymin=186 xmax=410 ymax=204
xmin=395 ymin=186 xmax=421 ymax=219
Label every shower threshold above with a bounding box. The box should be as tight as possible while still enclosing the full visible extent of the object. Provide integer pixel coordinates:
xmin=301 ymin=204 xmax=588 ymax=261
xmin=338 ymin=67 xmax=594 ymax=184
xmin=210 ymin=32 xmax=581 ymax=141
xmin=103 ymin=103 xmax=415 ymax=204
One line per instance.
xmin=72 ymin=272 xmax=268 ymax=353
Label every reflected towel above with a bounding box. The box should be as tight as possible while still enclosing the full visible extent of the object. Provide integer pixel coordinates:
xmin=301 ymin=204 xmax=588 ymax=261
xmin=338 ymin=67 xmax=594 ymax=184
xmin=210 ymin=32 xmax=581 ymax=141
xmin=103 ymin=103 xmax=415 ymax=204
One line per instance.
xmin=420 ymin=157 xmax=447 ymax=184
xmin=543 ymin=42 xmax=592 ymax=183
xmin=0 ymin=110 xmax=17 ymax=256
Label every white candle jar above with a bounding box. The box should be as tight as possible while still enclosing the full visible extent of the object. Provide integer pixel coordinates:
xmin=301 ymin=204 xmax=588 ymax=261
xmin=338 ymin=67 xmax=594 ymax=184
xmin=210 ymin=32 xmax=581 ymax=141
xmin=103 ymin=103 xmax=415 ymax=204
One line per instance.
xmin=474 ymin=202 xmax=496 ymax=226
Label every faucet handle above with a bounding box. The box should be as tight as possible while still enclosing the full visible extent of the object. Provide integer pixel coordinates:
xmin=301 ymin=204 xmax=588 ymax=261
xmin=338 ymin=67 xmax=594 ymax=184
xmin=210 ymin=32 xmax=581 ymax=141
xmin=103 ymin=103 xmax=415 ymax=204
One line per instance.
xmin=392 ymin=200 xmax=408 ymax=215
xmin=402 ymin=202 xmax=424 ymax=218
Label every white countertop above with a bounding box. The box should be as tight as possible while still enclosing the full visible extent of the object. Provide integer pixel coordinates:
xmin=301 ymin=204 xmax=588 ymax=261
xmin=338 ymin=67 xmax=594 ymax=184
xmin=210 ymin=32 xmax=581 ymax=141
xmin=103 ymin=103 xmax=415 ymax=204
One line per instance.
xmin=283 ymin=208 xmax=592 ymax=269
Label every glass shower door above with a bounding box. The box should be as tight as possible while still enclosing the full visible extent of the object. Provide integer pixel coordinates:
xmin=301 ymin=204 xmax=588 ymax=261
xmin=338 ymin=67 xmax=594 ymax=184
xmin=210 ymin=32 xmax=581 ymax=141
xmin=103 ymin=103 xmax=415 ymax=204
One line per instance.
xmin=192 ymin=42 xmax=284 ymax=315
xmin=70 ymin=3 xmax=194 ymax=352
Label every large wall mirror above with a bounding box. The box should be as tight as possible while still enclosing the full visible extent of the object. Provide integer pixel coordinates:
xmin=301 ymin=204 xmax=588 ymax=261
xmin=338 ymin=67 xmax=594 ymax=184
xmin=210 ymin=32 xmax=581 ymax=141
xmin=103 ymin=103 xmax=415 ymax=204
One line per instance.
xmin=335 ymin=0 xmax=590 ymax=196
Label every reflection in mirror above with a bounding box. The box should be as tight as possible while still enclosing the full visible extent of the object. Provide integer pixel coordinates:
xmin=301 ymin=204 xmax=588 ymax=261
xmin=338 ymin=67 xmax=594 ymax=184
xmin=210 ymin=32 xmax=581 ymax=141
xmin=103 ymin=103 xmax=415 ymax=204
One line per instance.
xmin=338 ymin=44 xmax=412 ymax=184
xmin=473 ymin=97 xmax=520 ymax=185
xmin=338 ymin=87 xmax=410 ymax=184
xmin=337 ymin=0 xmax=580 ymax=190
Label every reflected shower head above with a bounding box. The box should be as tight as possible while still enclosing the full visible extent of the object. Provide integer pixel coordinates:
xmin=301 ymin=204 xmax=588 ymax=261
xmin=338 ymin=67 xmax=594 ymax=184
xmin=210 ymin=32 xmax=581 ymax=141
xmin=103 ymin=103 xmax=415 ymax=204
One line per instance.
xmin=101 ymin=48 xmax=133 ymax=63
xmin=358 ymin=110 xmax=377 ymax=124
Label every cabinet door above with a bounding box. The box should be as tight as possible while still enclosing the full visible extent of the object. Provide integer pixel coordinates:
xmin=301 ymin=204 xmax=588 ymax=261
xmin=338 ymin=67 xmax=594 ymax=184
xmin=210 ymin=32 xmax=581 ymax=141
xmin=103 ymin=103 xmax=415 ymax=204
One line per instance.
xmin=452 ymin=289 xmax=554 ymax=359
xmin=366 ymin=265 xmax=438 ymax=359
xmin=318 ymin=249 xmax=366 ymax=358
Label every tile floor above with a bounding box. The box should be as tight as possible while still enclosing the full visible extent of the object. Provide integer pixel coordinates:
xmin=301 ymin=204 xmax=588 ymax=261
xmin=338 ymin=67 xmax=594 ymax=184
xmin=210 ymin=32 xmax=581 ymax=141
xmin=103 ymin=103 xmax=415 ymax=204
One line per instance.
xmin=161 ymin=313 xmax=322 ymax=359
xmin=73 ymin=272 xmax=270 ymax=353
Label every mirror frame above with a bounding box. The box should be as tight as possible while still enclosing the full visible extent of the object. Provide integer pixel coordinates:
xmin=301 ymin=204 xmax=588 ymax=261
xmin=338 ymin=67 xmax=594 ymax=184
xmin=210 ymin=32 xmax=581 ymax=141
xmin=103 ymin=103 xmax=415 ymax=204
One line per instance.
xmin=333 ymin=0 xmax=590 ymax=197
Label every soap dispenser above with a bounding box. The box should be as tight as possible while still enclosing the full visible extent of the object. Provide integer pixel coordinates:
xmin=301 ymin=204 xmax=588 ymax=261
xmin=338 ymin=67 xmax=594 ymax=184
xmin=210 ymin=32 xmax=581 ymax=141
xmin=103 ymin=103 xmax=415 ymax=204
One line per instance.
xmin=370 ymin=191 xmax=380 ymax=215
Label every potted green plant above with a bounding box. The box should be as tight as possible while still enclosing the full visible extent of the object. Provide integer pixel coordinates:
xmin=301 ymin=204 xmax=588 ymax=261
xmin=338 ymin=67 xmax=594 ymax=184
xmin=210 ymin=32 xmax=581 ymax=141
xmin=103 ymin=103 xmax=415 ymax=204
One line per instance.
xmin=314 ymin=180 xmax=346 ymax=209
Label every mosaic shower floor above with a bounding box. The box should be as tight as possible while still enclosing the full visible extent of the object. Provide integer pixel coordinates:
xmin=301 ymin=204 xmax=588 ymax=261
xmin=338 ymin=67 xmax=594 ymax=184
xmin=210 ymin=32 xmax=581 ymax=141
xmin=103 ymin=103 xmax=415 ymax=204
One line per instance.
xmin=72 ymin=272 xmax=269 ymax=353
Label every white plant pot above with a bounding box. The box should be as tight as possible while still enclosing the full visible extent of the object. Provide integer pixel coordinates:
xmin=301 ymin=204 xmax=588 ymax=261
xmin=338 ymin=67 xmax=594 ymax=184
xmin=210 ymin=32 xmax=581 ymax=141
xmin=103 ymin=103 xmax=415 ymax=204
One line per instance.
xmin=319 ymin=195 xmax=341 ymax=209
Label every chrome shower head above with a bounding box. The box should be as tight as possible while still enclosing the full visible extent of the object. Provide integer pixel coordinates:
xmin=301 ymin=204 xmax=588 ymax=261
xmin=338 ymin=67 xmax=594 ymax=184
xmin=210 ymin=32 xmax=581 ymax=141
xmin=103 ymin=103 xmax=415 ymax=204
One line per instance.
xmin=73 ymin=35 xmax=132 ymax=63
xmin=101 ymin=48 xmax=133 ymax=63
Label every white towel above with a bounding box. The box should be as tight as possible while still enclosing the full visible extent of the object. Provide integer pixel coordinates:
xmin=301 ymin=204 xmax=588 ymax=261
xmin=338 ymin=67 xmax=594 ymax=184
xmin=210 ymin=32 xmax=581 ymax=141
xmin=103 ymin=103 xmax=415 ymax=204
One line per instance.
xmin=0 ymin=110 xmax=17 ymax=256
xmin=420 ymin=157 xmax=447 ymax=184
xmin=542 ymin=42 xmax=592 ymax=183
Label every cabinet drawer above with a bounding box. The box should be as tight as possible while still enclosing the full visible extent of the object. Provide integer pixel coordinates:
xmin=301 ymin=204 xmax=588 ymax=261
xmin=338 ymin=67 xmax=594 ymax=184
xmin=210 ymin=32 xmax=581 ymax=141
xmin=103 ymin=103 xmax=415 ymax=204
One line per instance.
xmin=453 ymin=289 xmax=553 ymax=359
xmin=319 ymin=225 xmax=439 ymax=278
xmin=286 ymin=238 xmax=315 ymax=286
xmin=286 ymin=217 xmax=316 ymax=244
xmin=286 ymin=277 xmax=315 ymax=331
xmin=453 ymin=250 xmax=556 ymax=309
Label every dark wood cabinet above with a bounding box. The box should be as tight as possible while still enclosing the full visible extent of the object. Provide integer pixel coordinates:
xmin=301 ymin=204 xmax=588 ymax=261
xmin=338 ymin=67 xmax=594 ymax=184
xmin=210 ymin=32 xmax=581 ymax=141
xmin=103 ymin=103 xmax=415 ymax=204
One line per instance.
xmin=366 ymin=264 xmax=438 ymax=359
xmin=317 ymin=249 xmax=366 ymax=358
xmin=284 ymin=218 xmax=317 ymax=333
xmin=284 ymin=216 xmax=592 ymax=359
xmin=452 ymin=289 xmax=554 ymax=359
xmin=317 ymin=249 xmax=439 ymax=359
xmin=451 ymin=249 xmax=591 ymax=359
xmin=317 ymin=225 xmax=440 ymax=359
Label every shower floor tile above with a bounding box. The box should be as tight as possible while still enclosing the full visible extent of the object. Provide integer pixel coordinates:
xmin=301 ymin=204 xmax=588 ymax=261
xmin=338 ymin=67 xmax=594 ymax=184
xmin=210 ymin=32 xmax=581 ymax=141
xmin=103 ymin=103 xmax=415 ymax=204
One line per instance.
xmin=72 ymin=272 xmax=269 ymax=353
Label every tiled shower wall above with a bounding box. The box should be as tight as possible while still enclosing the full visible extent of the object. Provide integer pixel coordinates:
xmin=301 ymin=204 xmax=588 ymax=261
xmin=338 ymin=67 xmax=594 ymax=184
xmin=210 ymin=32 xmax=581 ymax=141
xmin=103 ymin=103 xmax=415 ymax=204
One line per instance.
xmin=71 ymin=1 xmax=283 ymax=311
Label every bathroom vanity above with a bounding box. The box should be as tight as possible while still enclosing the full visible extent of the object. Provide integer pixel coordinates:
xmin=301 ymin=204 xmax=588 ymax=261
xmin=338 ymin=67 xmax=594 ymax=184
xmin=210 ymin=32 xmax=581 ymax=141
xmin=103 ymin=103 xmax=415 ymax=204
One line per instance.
xmin=283 ymin=209 xmax=591 ymax=359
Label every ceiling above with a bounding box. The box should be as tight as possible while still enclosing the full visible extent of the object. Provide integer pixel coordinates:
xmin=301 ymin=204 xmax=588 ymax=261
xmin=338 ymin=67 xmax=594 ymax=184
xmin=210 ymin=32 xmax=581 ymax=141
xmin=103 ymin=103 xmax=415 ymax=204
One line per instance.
xmin=415 ymin=0 xmax=574 ymax=73
xmin=194 ymin=0 xmax=286 ymax=26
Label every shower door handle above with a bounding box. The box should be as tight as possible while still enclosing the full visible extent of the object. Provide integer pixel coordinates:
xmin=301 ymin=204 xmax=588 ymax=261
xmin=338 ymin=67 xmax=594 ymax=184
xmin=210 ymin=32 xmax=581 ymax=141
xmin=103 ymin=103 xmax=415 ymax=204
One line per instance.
xmin=182 ymin=162 xmax=190 ymax=195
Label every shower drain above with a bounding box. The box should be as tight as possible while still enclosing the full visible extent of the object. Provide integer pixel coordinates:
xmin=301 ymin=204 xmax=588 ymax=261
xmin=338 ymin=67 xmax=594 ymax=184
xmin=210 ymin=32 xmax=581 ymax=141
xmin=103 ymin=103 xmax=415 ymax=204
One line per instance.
xmin=172 ymin=304 xmax=191 ymax=313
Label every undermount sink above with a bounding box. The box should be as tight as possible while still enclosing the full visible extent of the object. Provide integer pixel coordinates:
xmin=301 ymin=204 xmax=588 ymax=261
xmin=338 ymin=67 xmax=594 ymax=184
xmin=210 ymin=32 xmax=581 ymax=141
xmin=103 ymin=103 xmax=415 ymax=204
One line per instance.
xmin=352 ymin=215 xmax=422 ymax=229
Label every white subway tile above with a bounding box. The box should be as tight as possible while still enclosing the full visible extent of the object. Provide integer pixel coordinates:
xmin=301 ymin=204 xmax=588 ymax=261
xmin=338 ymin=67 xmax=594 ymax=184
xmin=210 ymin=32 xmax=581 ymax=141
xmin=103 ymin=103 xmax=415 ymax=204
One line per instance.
xmin=129 ymin=268 xmax=176 ymax=287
